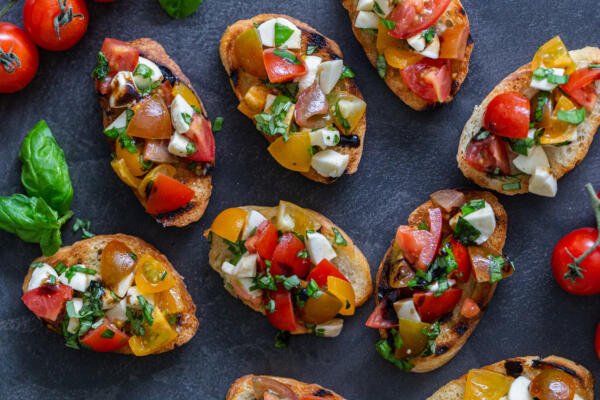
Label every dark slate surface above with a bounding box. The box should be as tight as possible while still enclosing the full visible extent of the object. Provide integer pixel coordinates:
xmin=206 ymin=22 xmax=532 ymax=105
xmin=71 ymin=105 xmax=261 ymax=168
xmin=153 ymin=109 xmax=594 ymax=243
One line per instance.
xmin=1 ymin=1 xmax=599 ymax=399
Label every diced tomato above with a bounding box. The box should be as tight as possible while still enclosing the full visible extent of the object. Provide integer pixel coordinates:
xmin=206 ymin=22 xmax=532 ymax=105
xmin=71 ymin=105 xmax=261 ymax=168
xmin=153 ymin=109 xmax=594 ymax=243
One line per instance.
xmin=306 ymin=259 xmax=349 ymax=287
xmin=185 ymin=114 xmax=215 ymax=163
xmin=80 ymin=321 xmax=129 ymax=352
xmin=416 ymin=208 xmax=443 ymax=271
xmin=388 ymin=0 xmax=452 ymax=39
xmin=464 ymin=134 xmax=511 ymax=175
xmin=266 ymin=287 xmax=298 ymax=331
xmin=395 ymin=226 xmax=430 ymax=265
xmin=101 ymin=38 xmax=139 ymax=75
xmin=96 ymin=76 xmax=111 ymax=95
xmin=272 ymin=233 xmax=311 ymax=278
xmin=143 ymin=139 xmax=177 ymax=164
xmin=145 ymin=174 xmax=195 ymax=215
xmin=561 ymin=68 xmax=600 ymax=111
xmin=156 ymin=80 xmax=174 ymax=106
xmin=413 ymin=288 xmax=463 ymax=323
xmin=483 ymin=92 xmax=530 ymax=139
xmin=263 ymin=48 xmax=307 ymax=83
xmin=365 ymin=298 xmax=398 ymax=329
xmin=449 ymin=237 xmax=471 ymax=282
xmin=401 ymin=59 xmax=452 ymax=103
xmin=245 ymin=220 xmax=278 ymax=260
xmin=21 ymin=284 xmax=73 ymax=322
xmin=439 ymin=24 xmax=470 ymax=60
xmin=460 ymin=297 xmax=480 ymax=319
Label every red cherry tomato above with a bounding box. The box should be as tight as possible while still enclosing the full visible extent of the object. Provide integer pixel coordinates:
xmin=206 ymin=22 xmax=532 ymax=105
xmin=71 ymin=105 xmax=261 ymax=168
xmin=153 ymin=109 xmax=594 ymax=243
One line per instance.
xmin=449 ymin=237 xmax=471 ymax=282
xmin=401 ymin=58 xmax=452 ymax=103
xmin=263 ymin=48 xmax=307 ymax=83
xmin=416 ymin=208 xmax=443 ymax=271
xmin=101 ymin=38 xmax=139 ymax=74
xmin=21 ymin=284 xmax=73 ymax=322
xmin=552 ymin=227 xmax=600 ymax=296
xmin=561 ymin=68 xmax=600 ymax=111
xmin=266 ymin=287 xmax=298 ymax=332
xmin=80 ymin=321 xmax=129 ymax=352
xmin=145 ymin=174 xmax=195 ymax=215
xmin=185 ymin=114 xmax=215 ymax=163
xmin=365 ymin=298 xmax=398 ymax=329
xmin=272 ymin=233 xmax=311 ymax=278
xmin=0 ymin=23 xmax=39 ymax=93
xmin=464 ymin=134 xmax=511 ymax=175
xmin=483 ymin=92 xmax=530 ymax=138
xmin=245 ymin=220 xmax=279 ymax=260
xmin=23 ymin=0 xmax=88 ymax=51
xmin=306 ymin=259 xmax=349 ymax=287
xmin=595 ymin=322 xmax=600 ymax=360
xmin=413 ymin=288 xmax=462 ymax=323
xmin=388 ymin=0 xmax=452 ymax=39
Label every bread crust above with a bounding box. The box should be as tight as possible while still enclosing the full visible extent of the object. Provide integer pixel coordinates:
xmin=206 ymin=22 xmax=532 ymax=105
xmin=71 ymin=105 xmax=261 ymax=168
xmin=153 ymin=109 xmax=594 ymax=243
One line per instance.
xmin=375 ymin=190 xmax=507 ymax=372
xmin=22 ymin=234 xmax=199 ymax=355
xmin=219 ymin=14 xmax=367 ymax=184
xmin=427 ymin=355 xmax=594 ymax=400
xmin=340 ymin=0 xmax=473 ymax=111
xmin=226 ymin=375 xmax=345 ymax=400
xmin=458 ymin=47 xmax=600 ymax=195
xmin=99 ymin=38 xmax=213 ymax=227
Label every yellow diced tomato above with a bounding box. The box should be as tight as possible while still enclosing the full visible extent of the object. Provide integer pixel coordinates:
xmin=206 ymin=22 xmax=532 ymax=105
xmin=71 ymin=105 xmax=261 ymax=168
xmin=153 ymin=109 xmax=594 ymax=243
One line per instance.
xmin=532 ymin=36 xmax=576 ymax=74
xmin=210 ymin=207 xmax=248 ymax=242
xmin=384 ymin=47 xmax=423 ymax=70
xmin=128 ymin=306 xmax=178 ymax=356
xmin=327 ymin=276 xmax=355 ymax=316
xmin=234 ymin=28 xmax=268 ymax=79
xmin=155 ymin=287 xmax=186 ymax=314
xmin=464 ymin=369 xmax=514 ymax=400
xmin=267 ymin=131 xmax=312 ymax=172
xmin=172 ymin=82 xmax=202 ymax=112
xmin=135 ymin=254 xmax=177 ymax=294
xmin=394 ymin=319 xmax=431 ymax=358
xmin=376 ymin=20 xmax=402 ymax=52
xmin=111 ymin=158 xmax=142 ymax=189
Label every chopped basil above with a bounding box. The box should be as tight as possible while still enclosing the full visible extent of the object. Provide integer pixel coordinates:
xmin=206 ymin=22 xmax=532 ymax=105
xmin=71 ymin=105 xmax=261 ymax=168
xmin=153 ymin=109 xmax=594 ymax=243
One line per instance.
xmin=273 ymin=49 xmax=302 ymax=65
xmin=489 ymin=255 xmax=506 ymax=283
xmin=213 ymin=116 xmax=224 ymax=132
xmin=407 ymin=242 xmax=457 ymax=292
xmin=91 ymin=51 xmax=109 ymax=80
xmin=332 ymin=227 xmax=347 ymax=246
xmin=72 ymin=218 xmax=95 ymax=239
xmin=341 ymin=66 xmax=356 ymax=79
xmin=255 ymin=95 xmax=293 ymax=140
xmin=417 ymin=222 xmax=429 ymax=231
xmin=335 ymin=101 xmax=351 ymax=131
xmin=420 ymin=321 xmax=441 ymax=356
xmin=265 ymin=299 xmax=276 ymax=314
xmin=422 ymin=27 xmax=436 ymax=43
xmin=376 ymin=54 xmax=387 ymax=78
xmin=61 ymin=281 xmax=105 ymax=348
xmin=589 ymin=64 xmax=600 ymax=69
xmin=182 ymin=112 xmax=192 ymax=125
xmin=264 ymin=81 xmax=299 ymax=98
xmin=66 ymin=301 xmax=79 ymax=318
xmin=54 ymin=262 xmax=67 ymax=275
xmin=30 ymin=261 xmax=45 ymax=269
xmin=274 ymin=22 xmax=294 ymax=47
xmin=306 ymin=45 xmax=318 ymax=55
xmin=306 ymin=278 xmax=322 ymax=299
xmin=372 ymin=1 xmax=384 ymax=16
xmin=138 ymin=295 xmax=154 ymax=326
xmin=186 ymin=141 xmax=197 ymax=156
xmin=134 ymin=63 xmax=152 ymax=79
xmin=502 ymin=181 xmax=522 ymax=191
xmin=375 ymin=338 xmax=414 ymax=371
xmin=278 ymin=274 xmax=301 ymax=291
xmin=382 ymin=19 xmax=396 ymax=30
xmin=126 ymin=307 xmax=146 ymax=336
xmin=475 ymin=130 xmax=490 ymax=141
xmin=535 ymin=92 xmax=549 ymax=122
xmin=64 ymin=264 xmax=97 ymax=283
xmin=297 ymin=249 xmax=309 ymax=259
xmin=461 ymin=199 xmax=485 ymax=216
xmin=48 ymin=275 xmax=57 ymax=285
xmin=507 ymin=129 xmax=542 ymax=156
xmin=557 ymin=108 xmax=586 ymax=125
xmin=223 ymin=238 xmax=247 ymax=265
xmin=532 ymin=67 xmax=570 ymax=84
xmin=454 ymin=217 xmax=481 ymax=245
xmin=104 ymin=111 xmax=137 ymax=154
xmin=101 ymin=329 xmax=115 ymax=339
xmin=251 ymin=272 xmax=278 ymax=292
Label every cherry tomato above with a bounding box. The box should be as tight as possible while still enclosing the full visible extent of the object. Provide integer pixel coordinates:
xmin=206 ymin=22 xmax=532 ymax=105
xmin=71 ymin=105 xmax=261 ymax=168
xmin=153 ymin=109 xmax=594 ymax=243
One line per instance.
xmin=245 ymin=220 xmax=279 ymax=260
xmin=145 ymin=174 xmax=195 ymax=215
xmin=449 ymin=237 xmax=471 ymax=282
xmin=272 ymin=233 xmax=310 ymax=278
xmin=80 ymin=321 xmax=129 ymax=352
xmin=552 ymin=228 xmax=600 ymax=296
xmin=529 ymin=369 xmax=576 ymax=400
xmin=266 ymin=287 xmax=298 ymax=332
xmin=126 ymin=95 xmax=172 ymax=140
xmin=413 ymin=288 xmax=463 ymax=323
xmin=401 ymin=59 xmax=452 ymax=103
xmin=388 ymin=0 xmax=452 ymax=39
xmin=439 ymin=24 xmax=470 ymax=60
xmin=595 ymin=322 xmax=600 ymax=360
xmin=464 ymin=134 xmax=511 ymax=175
xmin=101 ymin=38 xmax=139 ymax=74
xmin=306 ymin=259 xmax=349 ymax=287
xmin=0 ymin=23 xmax=39 ymax=93
xmin=365 ymin=298 xmax=398 ymax=329
xmin=134 ymin=254 xmax=177 ymax=294
xmin=263 ymin=48 xmax=307 ymax=83
xmin=185 ymin=114 xmax=215 ymax=163
xmin=100 ymin=240 xmax=136 ymax=289
xmin=395 ymin=226 xmax=430 ymax=265
xmin=21 ymin=284 xmax=73 ymax=322
xmin=416 ymin=208 xmax=443 ymax=271
xmin=460 ymin=297 xmax=480 ymax=319
xmin=23 ymin=0 xmax=88 ymax=51
xmin=483 ymin=92 xmax=530 ymax=139
xmin=561 ymin=68 xmax=600 ymax=111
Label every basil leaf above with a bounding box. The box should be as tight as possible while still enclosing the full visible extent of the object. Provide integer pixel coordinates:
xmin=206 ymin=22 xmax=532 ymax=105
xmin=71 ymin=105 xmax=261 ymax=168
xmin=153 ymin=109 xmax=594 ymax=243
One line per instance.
xmin=460 ymin=199 xmax=485 ymax=216
xmin=341 ymin=66 xmax=355 ymax=79
xmin=273 ymin=49 xmax=302 ymax=65
xmin=534 ymin=92 xmax=549 ymax=122
xmin=377 ymin=54 xmax=387 ymax=78
xmin=422 ymin=27 xmax=436 ymax=43
xmin=557 ymin=108 xmax=586 ymax=125
xmin=19 ymin=120 xmax=73 ymax=215
xmin=382 ymin=19 xmax=396 ymax=30
xmin=158 ymin=0 xmax=203 ymax=19
xmin=91 ymin=51 xmax=109 ymax=80
xmin=306 ymin=45 xmax=318 ymax=55
xmin=274 ymin=22 xmax=294 ymax=47
xmin=454 ymin=217 xmax=480 ymax=245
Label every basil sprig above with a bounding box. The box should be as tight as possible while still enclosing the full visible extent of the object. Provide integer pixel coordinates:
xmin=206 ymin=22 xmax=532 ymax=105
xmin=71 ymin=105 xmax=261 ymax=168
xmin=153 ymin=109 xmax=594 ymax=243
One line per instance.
xmin=158 ymin=0 xmax=203 ymax=19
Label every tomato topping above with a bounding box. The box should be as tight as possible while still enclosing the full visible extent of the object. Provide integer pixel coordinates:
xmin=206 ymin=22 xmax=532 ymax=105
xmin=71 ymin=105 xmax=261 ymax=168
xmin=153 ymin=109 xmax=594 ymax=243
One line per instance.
xmin=266 ymin=287 xmax=298 ymax=332
xmin=100 ymin=240 xmax=136 ymax=289
xmin=388 ymin=0 xmax=452 ymax=39
xmin=134 ymin=254 xmax=177 ymax=294
xmin=80 ymin=321 xmax=129 ymax=352
xmin=267 ymin=131 xmax=312 ymax=173
xmin=483 ymin=92 xmax=530 ymax=139
xmin=460 ymin=297 xmax=480 ymax=319
xmin=272 ymin=233 xmax=311 ymax=278
xmin=449 ymin=237 xmax=471 ymax=282
xmin=439 ymin=24 xmax=470 ymax=60
xmin=552 ymin=227 xmax=600 ymax=296
xmin=413 ymin=288 xmax=462 ymax=323
xmin=401 ymin=59 xmax=452 ymax=103
xmin=245 ymin=220 xmax=279 ymax=260
xmin=145 ymin=174 xmax=195 ymax=215
xmin=306 ymin=259 xmax=349 ymax=287
xmin=234 ymin=28 xmax=268 ymax=79
xmin=294 ymin=82 xmax=330 ymax=129
xmin=561 ymin=68 xmax=600 ymax=111
xmin=464 ymin=369 xmax=514 ymax=400
xmin=126 ymin=95 xmax=172 ymax=139
xmin=416 ymin=208 xmax=443 ymax=271
xmin=464 ymin=134 xmax=511 ymax=175
xmin=211 ymin=208 xmax=248 ymax=242
xmin=365 ymin=298 xmax=398 ymax=329
xmin=263 ymin=48 xmax=307 ymax=83
xmin=532 ymin=36 xmax=576 ymax=75
xmin=128 ymin=306 xmax=178 ymax=356
xmin=101 ymin=38 xmax=139 ymax=75
xmin=21 ymin=284 xmax=73 ymax=322
xmin=0 ymin=23 xmax=39 ymax=93
xmin=185 ymin=114 xmax=216 ymax=163
xmin=327 ymin=276 xmax=355 ymax=316
xmin=300 ymin=291 xmax=342 ymax=325
xmin=529 ymin=369 xmax=577 ymax=400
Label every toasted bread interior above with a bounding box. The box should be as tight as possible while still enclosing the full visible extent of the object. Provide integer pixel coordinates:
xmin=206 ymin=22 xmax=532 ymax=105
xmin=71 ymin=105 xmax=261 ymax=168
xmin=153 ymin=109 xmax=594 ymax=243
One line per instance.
xmin=227 ymin=375 xmax=345 ymax=400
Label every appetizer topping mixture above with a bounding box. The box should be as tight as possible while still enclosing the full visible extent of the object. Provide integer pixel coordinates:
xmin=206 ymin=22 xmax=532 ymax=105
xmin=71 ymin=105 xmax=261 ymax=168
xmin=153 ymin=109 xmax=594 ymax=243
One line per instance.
xmin=21 ymin=240 xmax=186 ymax=355
xmin=354 ymin=0 xmax=469 ymax=103
xmin=93 ymin=38 xmax=215 ymax=215
xmin=209 ymin=202 xmax=357 ymax=341
xmin=232 ymin=17 xmax=366 ymax=178
xmin=366 ymin=190 xmax=513 ymax=370
xmin=465 ymin=36 xmax=600 ymax=197
xmin=250 ymin=376 xmax=333 ymax=400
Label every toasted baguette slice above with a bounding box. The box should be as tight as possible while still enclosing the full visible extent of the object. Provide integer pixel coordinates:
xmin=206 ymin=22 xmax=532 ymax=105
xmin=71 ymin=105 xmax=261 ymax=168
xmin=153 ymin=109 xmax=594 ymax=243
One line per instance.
xmin=227 ymin=375 xmax=345 ymax=400
xmin=427 ymin=355 xmax=594 ymax=400
xmin=220 ymin=14 xmax=367 ymax=184
xmin=341 ymin=0 xmax=473 ymax=111
xmin=22 ymin=234 xmax=199 ymax=355
xmin=375 ymin=190 xmax=507 ymax=372
xmin=458 ymin=47 xmax=600 ymax=195
xmin=99 ymin=38 xmax=213 ymax=227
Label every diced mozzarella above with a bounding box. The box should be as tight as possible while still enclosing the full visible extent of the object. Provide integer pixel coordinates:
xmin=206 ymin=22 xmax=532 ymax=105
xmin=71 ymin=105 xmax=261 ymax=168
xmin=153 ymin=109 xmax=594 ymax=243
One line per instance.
xmin=104 ymin=111 xmax=128 ymax=134
xmin=101 ymin=290 xmax=119 ymax=310
xmin=508 ymin=376 xmax=533 ymax=400
xmin=462 ymin=202 xmax=496 ymax=245
xmin=58 ymin=266 xmax=97 ymax=293
xmin=354 ymin=11 xmax=379 ymax=29
xmin=264 ymin=94 xmax=277 ymax=112
xmin=133 ymin=56 xmax=163 ymax=90
xmin=530 ymin=67 xmax=565 ymax=91
xmin=230 ymin=276 xmax=263 ymax=302
xmin=170 ymin=94 xmax=194 ymax=134
xmin=315 ymin=318 xmax=344 ymax=337
xmin=277 ymin=207 xmax=295 ymax=231
xmin=223 ymin=253 xmax=258 ymax=278
xmin=66 ymin=298 xmax=83 ymax=334
xmin=357 ymin=0 xmax=374 ymax=11
xmin=310 ymin=127 xmax=340 ymax=149
xmin=168 ymin=133 xmax=194 ymax=157
xmin=221 ymin=261 xmax=237 ymax=276
xmin=242 ymin=210 xmax=267 ymax=239
xmin=407 ymin=32 xmax=427 ymax=52
xmin=297 ymin=56 xmax=322 ymax=92
xmin=528 ymin=167 xmax=557 ymax=197
xmin=319 ymin=60 xmax=344 ymax=95
xmin=257 ymin=18 xmax=301 ymax=49
xmin=311 ymin=150 xmax=349 ymax=178
xmin=419 ymin=35 xmax=440 ymax=59
xmin=257 ymin=18 xmax=278 ymax=46
xmin=114 ymin=272 xmax=134 ymax=298
xmin=513 ymin=146 xmax=550 ymax=175
xmin=373 ymin=0 xmax=392 ymax=17
xmin=109 ymin=71 xmax=138 ymax=109
xmin=105 ymin=299 xmax=128 ymax=323
xmin=306 ymin=232 xmax=337 ymax=265
xmin=428 ymin=279 xmax=456 ymax=293
xmin=393 ymin=299 xmax=421 ymax=323
xmin=126 ymin=287 xmax=154 ymax=309
xmin=27 ymin=263 xmax=58 ymax=291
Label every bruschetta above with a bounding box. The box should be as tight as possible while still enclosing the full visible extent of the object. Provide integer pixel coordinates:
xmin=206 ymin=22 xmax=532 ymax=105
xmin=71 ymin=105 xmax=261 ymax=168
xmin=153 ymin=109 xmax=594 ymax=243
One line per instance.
xmin=21 ymin=234 xmax=198 ymax=356
xmin=220 ymin=14 xmax=367 ymax=183
xmin=93 ymin=38 xmax=215 ymax=227
xmin=227 ymin=375 xmax=345 ymax=400
xmin=205 ymin=201 xmax=372 ymax=340
xmin=341 ymin=0 xmax=472 ymax=110
xmin=428 ymin=355 xmax=594 ymax=400
xmin=366 ymin=189 xmax=513 ymax=372
xmin=458 ymin=36 xmax=600 ymax=197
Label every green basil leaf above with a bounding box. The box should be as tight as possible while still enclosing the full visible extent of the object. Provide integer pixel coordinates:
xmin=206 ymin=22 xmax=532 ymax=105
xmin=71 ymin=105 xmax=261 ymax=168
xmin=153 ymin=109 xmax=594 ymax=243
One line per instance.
xmin=377 ymin=54 xmax=387 ymax=78
xmin=91 ymin=51 xmax=109 ymax=80
xmin=557 ymin=108 xmax=586 ymax=125
xmin=273 ymin=49 xmax=302 ymax=65
xmin=274 ymin=22 xmax=294 ymax=47
xmin=158 ymin=0 xmax=203 ymax=19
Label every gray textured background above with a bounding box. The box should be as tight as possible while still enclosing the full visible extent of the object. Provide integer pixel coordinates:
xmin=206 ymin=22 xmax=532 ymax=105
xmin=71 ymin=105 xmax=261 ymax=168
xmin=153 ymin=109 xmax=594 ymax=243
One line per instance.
xmin=1 ymin=1 xmax=600 ymax=399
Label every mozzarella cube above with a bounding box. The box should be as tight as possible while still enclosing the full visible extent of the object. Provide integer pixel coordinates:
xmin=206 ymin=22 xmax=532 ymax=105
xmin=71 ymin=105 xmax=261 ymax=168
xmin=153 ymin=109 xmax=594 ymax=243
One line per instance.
xmin=508 ymin=376 xmax=533 ymax=400
xmin=242 ymin=210 xmax=267 ymax=239
xmin=393 ymin=299 xmax=421 ymax=323
xmin=357 ymin=0 xmax=374 ymax=11
xmin=168 ymin=132 xmax=194 ymax=157
xmin=428 ymin=279 xmax=456 ymax=293
xmin=126 ymin=287 xmax=154 ymax=309
xmin=133 ymin=56 xmax=163 ymax=90
xmin=27 ymin=263 xmax=59 ymax=291
xmin=264 ymin=94 xmax=277 ymax=112
xmin=407 ymin=32 xmax=427 ymax=52
xmin=104 ymin=111 xmax=128 ymax=134
xmin=58 ymin=266 xmax=97 ymax=293
xmin=277 ymin=207 xmax=295 ymax=231
xmin=311 ymin=150 xmax=349 ymax=178
xmin=236 ymin=254 xmax=258 ymax=278
xmin=462 ymin=202 xmax=496 ymax=245
xmin=419 ymin=35 xmax=440 ymax=59
xmin=530 ymin=67 xmax=565 ymax=91
xmin=114 ymin=272 xmax=134 ymax=298
xmin=66 ymin=298 xmax=83 ymax=334
xmin=319 ymin=60 xmax=344 ymax=95
xmin=315 ymin=319 xmax=344 ymax=338
xmin=170 ymin=94 xmax=194 ymax=134
xmin=105 ymin=299 xmax=128 ymax=323
xmin=221 ymin=261 xmax=237 ymax=276
xmin=513 ymin=146 xmax=550 ymax=175
xmin=373 ymin=0 xmax=392 ymax=16
xmin=257 ymin=18 xmax=301 ymax=49
xmin=310 ymin=127 xmax=340 ymax=149
xmin=354 ymin=11 xmax=379 ymax=29
xmin=528 ymin=167 xmax=557 ymax=197
xmin=296 ymin=56 xmax=322 ymax=92
xmin=109 ymin=71 xmax=138 ymax=109
xmin=306 ymin=232 xmax=337 ymax=265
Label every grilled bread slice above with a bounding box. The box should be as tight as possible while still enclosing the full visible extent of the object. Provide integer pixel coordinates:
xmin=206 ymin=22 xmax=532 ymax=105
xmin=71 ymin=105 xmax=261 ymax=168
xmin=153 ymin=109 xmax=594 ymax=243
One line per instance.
xmin=227 ymin=375 xmax=345 ymax=400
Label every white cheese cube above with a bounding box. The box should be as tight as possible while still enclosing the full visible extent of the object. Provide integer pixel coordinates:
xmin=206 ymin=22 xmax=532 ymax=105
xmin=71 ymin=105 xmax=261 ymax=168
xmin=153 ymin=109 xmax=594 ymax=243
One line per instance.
xmin=428 ymin=279 xmax=456 ymax=293
xmin=354 ymin=11 xmax=379 ymax=29
xmin=419 ymin=35 xmax=440 ymax=59
xmin=104 ymin=111 xmax=128 ymax=134
xmin=508 ymin=376 xmax=533 ymax=400
xmin=105 ymin=299 xmax=128 ymax=323
xmin=235 ymin=254 xmax=258 ymax=278
xmin=257 ymin=18 xmax=301 ymax=49
xmin=311 ymin=150 xmax=349 ymax=178
xmin=306 ymin=232 xmax=337 ymax=265
xmin=296 ymin=56 xmax=322 ymax=92
xmin=357 ymin=0 xmax=374 ymax=11
xmin=319 ymin=60 xmax=344 ymax=95
xmin=170 ymin=94 xmax=195 ymax=134
xmin=393 ymin=299 xmax=421 ymax=323
xmin=58 ymin=267 xmax=97 ymax=293
xmin=126 ymin=287 xmax=154 ymax=309
xmin=66 ymin=298 xmax=83 ymax=334
xmin=530 ymin=67 xmax=565 ymax=91
xmin=407 ymin=32 xmax=427 ymax=52
xmin=373 ymin=0 xmax=392 ymax=16
xmin=221 ymin=261 xmax=237 ymax=276
xmin=242 ymin=210 xmax=267 ymax=239
xmin=27 ymin=263 xmax=59 ymax=291
xmin=462 ymin=202 xmax=496 ymax=245
xmin=109 ymin=71 xmax=137 ymax=109
xmin=114 ymin=272 xmax=134 ymax=298
xmin=310 ymin=127 xmax=340 ymax=149
xmin=168 ymin=132 xmax=194 ymax=157
xmin=133 ymin=56 xmax=163 ymax=90
xmin=315 ymin=318 xmax=344 ymax=338
xmin=528 ymin=167 xmax=557 ymax=197
xmin=513 ymin=146 xmax=550 ymax=175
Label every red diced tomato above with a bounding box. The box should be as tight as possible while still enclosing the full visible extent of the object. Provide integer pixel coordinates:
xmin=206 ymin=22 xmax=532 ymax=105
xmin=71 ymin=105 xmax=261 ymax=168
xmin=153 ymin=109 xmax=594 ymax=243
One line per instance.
xmin=365 ymin=298 xmax=398 ymax=329
xmin=449 ymin=237 xmax=471 ymax=282
xmin=413 ymin=288 xmax=463 ymax=323
xmin=272 ymin=233 xmax=310 ymax=278
xmin=263 ymin=48 xmax=307 ymax=83
xmin=401 ymin=59 xmax=452 ymax=103
xmin=306 ymin=259 xmax=349 ymax=287
xmin=80 ymin=321 xmax=129 ymax=352
xmin=561 ymin=68 xmax=600 ymax=111
xmin=245 ymin=220 xmax=278 ymax=260
xmin=464 ymin=134 xmax=511 ymax=175
xmin=21 ymin=284 xmax=73 ymax=322
xmin=101 ymin=38 xmax=139 ymax=74
xmin=145 ymin=174 xmax=195 ymax=215
xmin=266 ymin=287 xmax=298 ymax=332
xmin=483 ymin=92 xmax=530 ymax=139
xmin=185 ymin=115 xmax=215 ymax=163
